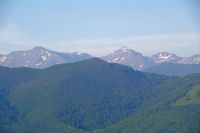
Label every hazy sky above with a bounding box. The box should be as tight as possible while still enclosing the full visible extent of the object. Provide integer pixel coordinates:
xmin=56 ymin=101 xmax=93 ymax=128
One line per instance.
xmin=0 ymin=0 xmax=200 ymax=57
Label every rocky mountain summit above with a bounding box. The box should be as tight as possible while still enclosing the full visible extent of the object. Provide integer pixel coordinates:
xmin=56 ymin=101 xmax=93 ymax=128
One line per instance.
xmin=0 ymin=46 xmax=92 ymax=68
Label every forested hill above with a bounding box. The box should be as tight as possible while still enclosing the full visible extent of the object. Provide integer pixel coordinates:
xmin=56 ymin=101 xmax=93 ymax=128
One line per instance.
xmin=0 ymin=58 xmax=199 ymax=133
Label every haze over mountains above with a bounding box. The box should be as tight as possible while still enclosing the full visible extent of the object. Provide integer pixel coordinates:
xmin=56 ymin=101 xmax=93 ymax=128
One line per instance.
xmin=0 ymin=46 xmax=200 ymax=75
xmin=144 ymin=63 xmax=200 ymax=76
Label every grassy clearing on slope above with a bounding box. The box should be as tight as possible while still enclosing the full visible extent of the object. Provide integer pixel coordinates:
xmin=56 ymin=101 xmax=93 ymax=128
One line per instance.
xmin=173 ymin=85 xmax=200 ymax=106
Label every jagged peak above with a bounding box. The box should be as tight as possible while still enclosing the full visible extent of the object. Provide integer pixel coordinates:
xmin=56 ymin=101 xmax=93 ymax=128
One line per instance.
xmin=113 ymin=46 xmax=143 ymax=57
xmin=120 ymin=46 xmax=131 ymax=52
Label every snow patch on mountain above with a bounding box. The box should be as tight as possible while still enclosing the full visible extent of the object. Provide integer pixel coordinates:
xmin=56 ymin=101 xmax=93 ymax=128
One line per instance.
xmin=35 ymin=62 xmax=42 ymax=66
xmin=193 ymin=58 xmax=200 ymax=62
xmin=41 ymin=56 xmax=47 ymax=61
xmin=0 ymin=46 xmax=92 ymax=68
xmin=120 ymin=57 xmax=125 ymax=61
xmin=75 ymin=52 xmax=82 ymax=55
xmin=151 ymin=52 xmax=180 ymax=64
xmin=121 ymin=46 xmax=130 ymax=52
xmin=139 ymin=64 xmax=144 ymax=69
xmin=159 ymin=54 xmax=171 ymax=59
xmin=0 ymin=56 xmax=7 ymax=62
xmin=102 ymin=46 xmax=155 ymax=70
xmin=113 ymin=57 xmax=120 ymax=62
xmin=45 ymin=51 xmax=51 ymax=56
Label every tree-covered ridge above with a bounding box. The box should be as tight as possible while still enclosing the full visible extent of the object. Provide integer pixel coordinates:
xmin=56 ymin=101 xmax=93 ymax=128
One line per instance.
xmin=0 ymin=58 xmax=199 ymax=133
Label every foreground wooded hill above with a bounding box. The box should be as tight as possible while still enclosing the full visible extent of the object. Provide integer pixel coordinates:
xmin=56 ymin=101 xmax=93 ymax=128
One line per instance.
xmin=0 ymin=58 xmax=199 ymax=133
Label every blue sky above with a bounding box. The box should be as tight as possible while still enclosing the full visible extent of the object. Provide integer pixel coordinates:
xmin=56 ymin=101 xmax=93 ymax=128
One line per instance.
xmin=0 ymin=0 xmax=200 ymax=56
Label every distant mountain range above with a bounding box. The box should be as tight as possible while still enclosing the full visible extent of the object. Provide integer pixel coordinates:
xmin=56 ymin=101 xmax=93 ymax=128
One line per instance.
xmin=0 ymin=46 xmax=200 ymax=72
xmin=102 ymin=46 xmax=200 ymax=70
xmin=0 ymin=46 xmax=92 ymax=68
xmin=0 ymin=58 xmax=199 ymax=133
xmin=151 ymin=52 xmax=200 ymax=64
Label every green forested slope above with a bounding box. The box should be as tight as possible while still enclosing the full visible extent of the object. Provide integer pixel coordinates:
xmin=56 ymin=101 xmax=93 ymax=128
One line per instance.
xmin=0 ymin=58 xmax=199 ymax=133
xmin=95 ymin=74 xmax=200 ymax=133
xmin=0 ymin=66 xmax=40 ymax=133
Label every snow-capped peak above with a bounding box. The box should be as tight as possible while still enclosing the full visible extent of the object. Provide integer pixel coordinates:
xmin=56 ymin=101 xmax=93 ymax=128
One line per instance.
xmin=121 ymin=46 xmax=130 ymax=52
xmin=158 ymin=53 xmax=172 ymax=59
xmin=41 ymin=55 xmax=47 ymax=61
xmin=0 ymin=56 xmax=7 ymax=62
xmin=151 ymin=52 xmax=179 ymax=64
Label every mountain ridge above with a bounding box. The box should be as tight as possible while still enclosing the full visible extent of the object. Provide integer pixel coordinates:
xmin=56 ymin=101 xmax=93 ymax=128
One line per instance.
xmin=102 ymin=46 xmax=155 ymax=70
xmin=0 ymin=46 xmax=92 ymax=68
xmin=0 ymin=46 xmax=199 ymax=70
